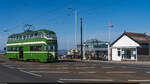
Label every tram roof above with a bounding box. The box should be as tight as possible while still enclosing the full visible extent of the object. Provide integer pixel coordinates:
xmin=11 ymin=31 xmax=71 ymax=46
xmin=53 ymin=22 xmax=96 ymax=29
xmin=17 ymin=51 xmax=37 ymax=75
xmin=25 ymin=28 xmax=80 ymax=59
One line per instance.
xmin=8 ymin=29 xmax=56 ymax=38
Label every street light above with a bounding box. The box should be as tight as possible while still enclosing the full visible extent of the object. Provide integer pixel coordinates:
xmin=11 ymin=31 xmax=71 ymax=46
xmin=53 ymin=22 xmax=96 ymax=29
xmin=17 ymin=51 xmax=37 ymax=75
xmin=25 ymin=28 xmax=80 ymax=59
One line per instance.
xmin=68 ymin=8 xmax=78 ymax=49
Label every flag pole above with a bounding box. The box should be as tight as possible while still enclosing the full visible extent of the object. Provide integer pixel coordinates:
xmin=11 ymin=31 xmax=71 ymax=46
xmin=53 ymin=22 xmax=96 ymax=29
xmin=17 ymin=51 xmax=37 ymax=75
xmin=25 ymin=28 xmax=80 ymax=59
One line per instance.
xmin=108 ymin=24 xmax=113 ymax=61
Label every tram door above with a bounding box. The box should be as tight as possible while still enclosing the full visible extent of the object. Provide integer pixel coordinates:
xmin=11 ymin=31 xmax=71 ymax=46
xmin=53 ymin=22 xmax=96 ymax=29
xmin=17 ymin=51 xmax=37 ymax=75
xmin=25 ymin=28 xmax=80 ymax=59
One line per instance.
xmin=19 ymin=47 xmax=23 ymax=59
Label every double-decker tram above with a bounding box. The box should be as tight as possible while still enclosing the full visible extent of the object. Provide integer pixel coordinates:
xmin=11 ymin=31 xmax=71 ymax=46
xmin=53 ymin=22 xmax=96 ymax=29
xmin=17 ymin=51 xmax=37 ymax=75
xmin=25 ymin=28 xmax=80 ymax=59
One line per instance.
xmin=6 ymin=29 xmax=58 ymax=62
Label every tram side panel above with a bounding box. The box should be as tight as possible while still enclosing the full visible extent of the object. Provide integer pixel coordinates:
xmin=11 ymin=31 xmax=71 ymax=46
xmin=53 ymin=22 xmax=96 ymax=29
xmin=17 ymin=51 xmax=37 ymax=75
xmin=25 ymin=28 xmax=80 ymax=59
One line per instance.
xmin=6 ymin=46 xmax=20 ymax=60
xmin=22 ymin=44 xmax=48 ymax=62
xmin=6 ymin=45 xmax=55 ymax=62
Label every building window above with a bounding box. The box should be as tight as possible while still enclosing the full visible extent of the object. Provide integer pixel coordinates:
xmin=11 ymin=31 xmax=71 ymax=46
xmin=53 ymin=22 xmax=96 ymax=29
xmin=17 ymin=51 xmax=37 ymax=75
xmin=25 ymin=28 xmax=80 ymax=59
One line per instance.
xmin=137 ymin=43 xmax=149 ymax=55
xmin=117 ymin=48 xmax=121 ymax=56
xmin=137 ymin=48 xmax=149 ymax=55
xmin=30 ymin=46 xmax=42 ymax=51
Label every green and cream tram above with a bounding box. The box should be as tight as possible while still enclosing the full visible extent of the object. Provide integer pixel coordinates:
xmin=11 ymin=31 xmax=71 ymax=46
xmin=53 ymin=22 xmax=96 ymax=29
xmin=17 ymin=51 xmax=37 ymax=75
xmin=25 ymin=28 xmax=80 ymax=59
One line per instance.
xmin=6 ymin=29 xmax=58 ymax=62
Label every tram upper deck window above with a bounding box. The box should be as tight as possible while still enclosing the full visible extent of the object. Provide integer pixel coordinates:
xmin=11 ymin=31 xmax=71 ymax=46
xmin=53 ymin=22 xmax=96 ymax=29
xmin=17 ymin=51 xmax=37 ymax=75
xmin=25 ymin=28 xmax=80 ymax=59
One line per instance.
xmin=12 ymin=37 xmax=15 ymax=41
xmin=21 ymin=36 xmax=23 ymax=40
xmin=37 ymin=34 xmax=41 ymax=38
xmin=26 ymin=35 xmax=29 ymax=39
xmin=8 ymin=38 xmax=10 ymax=41
xmin=14 ymin=37 xmax=16 ymax=40
xmin=40 ymin=34 xmax=44 ymax=38
xmin=47 ymin=33 xmax=50 ymax=38
xmin=23 ymin=36 xmax=26 ymax=39
xmin=18 ymin=36 xmax=21 ymax=40
xmin=12 ymin=37 xmax=14 ymax=41
xmin=48 ymin=45 xmax=55 ymax=51
xmin=34 ymin=33 xmax=38 ymax=38
xmin=16 ymin=36 xmax=18 ymax=40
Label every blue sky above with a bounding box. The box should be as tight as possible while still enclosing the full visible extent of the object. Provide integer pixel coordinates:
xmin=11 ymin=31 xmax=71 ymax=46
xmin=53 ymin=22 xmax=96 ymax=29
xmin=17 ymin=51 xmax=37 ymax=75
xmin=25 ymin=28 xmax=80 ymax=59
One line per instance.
xmin=1 ymin=0 xmax=150 ymax=50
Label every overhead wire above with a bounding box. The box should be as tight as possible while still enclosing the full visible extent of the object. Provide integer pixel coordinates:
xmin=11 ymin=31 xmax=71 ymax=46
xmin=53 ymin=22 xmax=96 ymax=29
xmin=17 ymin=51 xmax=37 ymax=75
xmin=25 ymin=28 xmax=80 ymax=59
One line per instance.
xmin=83 ymin=0 xmax=125 ymax=17
xmin=8 ymin=0 xmax=75 ymax=33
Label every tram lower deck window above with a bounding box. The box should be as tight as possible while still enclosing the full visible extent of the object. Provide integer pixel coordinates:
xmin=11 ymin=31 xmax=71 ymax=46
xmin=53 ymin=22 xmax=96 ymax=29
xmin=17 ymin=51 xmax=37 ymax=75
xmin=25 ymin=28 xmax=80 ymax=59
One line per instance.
xmin=7 ymin=47 xmax=19 ymax=51
xmin=30 ymin=46 xmax=42 ymax=51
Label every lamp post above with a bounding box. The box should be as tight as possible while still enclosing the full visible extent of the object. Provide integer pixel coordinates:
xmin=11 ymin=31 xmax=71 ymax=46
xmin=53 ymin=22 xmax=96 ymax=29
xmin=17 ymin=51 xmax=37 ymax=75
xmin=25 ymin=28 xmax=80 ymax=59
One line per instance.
xmin=80 ymin=18 xmax=83 ymax=60
xmin=68 ymin=8 xmax=78 ymax=49
xmin=83 ymin=23 xmax=86 ymax=60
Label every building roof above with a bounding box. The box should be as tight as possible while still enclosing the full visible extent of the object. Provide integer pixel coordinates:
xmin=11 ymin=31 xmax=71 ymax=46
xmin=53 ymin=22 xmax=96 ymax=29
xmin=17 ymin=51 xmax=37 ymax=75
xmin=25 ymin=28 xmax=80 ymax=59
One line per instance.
xmin=111 ymin=32 xmax=150 ymax=46
xmin=84 ymin=39 xmax=108 ymax=46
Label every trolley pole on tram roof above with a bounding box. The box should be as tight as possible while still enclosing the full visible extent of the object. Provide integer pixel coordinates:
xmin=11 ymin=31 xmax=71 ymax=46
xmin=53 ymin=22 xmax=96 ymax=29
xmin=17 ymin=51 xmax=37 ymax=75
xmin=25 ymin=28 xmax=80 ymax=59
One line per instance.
xmin=80 ymin=18 xmax=83 ymax=60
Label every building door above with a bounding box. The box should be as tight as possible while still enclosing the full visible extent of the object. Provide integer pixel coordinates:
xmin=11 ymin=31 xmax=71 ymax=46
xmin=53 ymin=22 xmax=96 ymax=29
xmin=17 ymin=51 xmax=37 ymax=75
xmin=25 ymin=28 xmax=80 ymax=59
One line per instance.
xmin=19 ymin=47 xmax=23 ymax=59
xmin=126 ymin=49 xmax=131 ymax=59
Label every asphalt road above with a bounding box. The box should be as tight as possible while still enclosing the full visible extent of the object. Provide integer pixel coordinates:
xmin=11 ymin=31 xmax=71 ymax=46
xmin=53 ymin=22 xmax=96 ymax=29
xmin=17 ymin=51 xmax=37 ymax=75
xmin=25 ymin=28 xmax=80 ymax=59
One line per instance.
xmin=0 ymin=58 xmax=150 ymax=84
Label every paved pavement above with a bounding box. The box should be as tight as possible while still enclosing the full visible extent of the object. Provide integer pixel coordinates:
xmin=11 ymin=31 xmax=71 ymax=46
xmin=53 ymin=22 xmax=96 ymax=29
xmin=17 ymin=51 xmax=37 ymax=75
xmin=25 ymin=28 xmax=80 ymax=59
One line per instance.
xmin=70 ymin=59 xmax=150 ymax=66
xmin=0 ymin=55 xmax=150 ymax=83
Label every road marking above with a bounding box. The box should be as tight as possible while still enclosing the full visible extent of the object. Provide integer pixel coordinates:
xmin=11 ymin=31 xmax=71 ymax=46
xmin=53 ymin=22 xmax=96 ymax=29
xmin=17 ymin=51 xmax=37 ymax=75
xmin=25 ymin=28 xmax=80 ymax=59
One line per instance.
xmin=2 ymin=65 xmax=14 ymax=67
xmin=0 ymin=63 xmax=6 ymax=64
xmin=106 ymin=71 xmax=136 ymax=74
xmin=2 ymin=64 xmax=22 ymax=67
xmin=145 ymin=72 xmax=150 ymax=73
xmin=55 ymin=65 xmax=68 ymax=66
xmin=20 ymin=70 xmax=42 ymax=77
xmin=55 ymin=67 xmax=69 ymax=69
xmin=78 ymin=72 xmax=96 ymax=74
xmin=103 ymin=67 xmax=113 ymax=68
xmin=128 ymin=80 xmax=150 ymax=82
xmin=7 ymin=66 xmax=15 ymax=69
xmin=16 ymin=64 xmax=50 ymax=67
xmin=59 ymin=79 xmax=113 ymax=82
xmin=38 ymin=65 xmax=50 ymax=66
xmin=30 ymin=71 xmax=70 ymax=73
xmin=17 ymin=68 xmax=50 ymax=69
xmin=17 ymin=67 xmax=69 ymax=70
xmin=127 ymin=67 xmax=144 ymax=70
xmin=2 ymin=64 xmax=15 ymax=69
xmin=57 ymin=80 xmax=64 ymax=83
xmin=75 ymin=67 xmax=96 ymax=69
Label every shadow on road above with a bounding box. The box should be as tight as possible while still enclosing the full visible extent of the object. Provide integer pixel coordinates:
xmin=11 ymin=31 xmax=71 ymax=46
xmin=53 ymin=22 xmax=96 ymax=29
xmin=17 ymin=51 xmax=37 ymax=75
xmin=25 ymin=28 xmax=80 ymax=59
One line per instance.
xmin=56 ymin=59 xmax=78 ymax=63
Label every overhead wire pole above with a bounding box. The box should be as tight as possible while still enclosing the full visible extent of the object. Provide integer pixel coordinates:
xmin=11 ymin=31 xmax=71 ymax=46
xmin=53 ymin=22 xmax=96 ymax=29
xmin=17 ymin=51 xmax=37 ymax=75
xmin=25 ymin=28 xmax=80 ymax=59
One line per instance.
xmin=75 ymin=9 xmax=77 ymax=49
xmin=80 ymin=18 xmax=83 ymax=60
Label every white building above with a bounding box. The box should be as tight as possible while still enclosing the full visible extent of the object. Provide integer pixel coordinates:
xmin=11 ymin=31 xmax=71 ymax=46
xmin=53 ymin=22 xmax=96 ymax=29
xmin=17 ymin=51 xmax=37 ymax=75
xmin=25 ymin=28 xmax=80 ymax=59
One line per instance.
xmin=111 ymin=32 xmax=150 ymax=61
